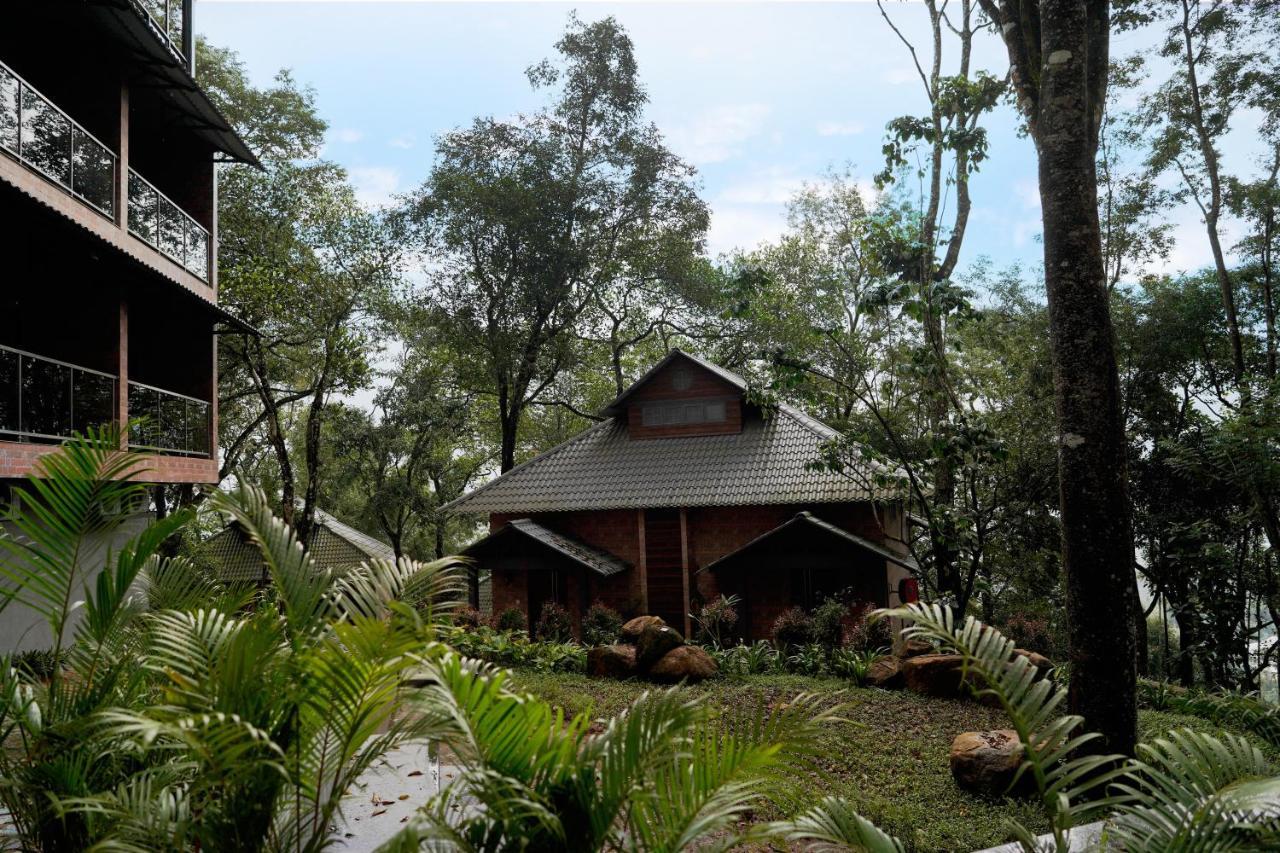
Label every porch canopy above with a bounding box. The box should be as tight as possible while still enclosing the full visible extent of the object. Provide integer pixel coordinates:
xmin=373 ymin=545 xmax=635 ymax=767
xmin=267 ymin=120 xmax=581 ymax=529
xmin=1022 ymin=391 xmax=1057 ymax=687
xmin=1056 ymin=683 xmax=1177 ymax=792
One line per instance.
xmin=699 ymin=511 xmax=917 ymax=576
xmin=463 ymin=518 xmax=630 ymax=578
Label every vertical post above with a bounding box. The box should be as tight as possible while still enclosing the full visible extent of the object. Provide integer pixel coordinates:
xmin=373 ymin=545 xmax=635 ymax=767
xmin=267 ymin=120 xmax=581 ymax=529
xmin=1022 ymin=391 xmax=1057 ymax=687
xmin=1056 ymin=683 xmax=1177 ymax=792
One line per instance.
xmin=637 ymin=508 xmax=648 ymax=614
xmin=182 ymin=0 xmax=196 ymax=73
xmin=117 ymin=301 xmax=128 ymax=451
xmin=115 ymin=82 xmax=128 ymax=231
xmin=679 ymin=507 xmax=691 ymax=638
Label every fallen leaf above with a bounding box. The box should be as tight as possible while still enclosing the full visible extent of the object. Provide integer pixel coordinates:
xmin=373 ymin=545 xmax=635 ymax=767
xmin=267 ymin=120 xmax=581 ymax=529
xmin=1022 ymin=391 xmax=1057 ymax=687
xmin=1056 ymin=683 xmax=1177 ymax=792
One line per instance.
xmin=407 ymin=770 xmax=423 ymax=777
xmin=398 ymin=794 xmax=410 ymax=801
xmin=372 ymin=809 xmax=386 ymax=817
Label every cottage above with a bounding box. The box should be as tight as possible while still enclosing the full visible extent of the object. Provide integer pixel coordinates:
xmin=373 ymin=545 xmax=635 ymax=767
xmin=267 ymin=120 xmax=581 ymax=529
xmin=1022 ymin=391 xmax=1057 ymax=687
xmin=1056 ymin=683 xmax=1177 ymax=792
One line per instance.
xmin=446 ymin=351 xmax=916 ymax=641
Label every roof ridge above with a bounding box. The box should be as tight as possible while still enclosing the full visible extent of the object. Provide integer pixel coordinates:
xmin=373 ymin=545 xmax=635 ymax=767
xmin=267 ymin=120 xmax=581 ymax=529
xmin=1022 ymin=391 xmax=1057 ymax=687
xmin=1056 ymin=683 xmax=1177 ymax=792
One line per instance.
xmin=440 ymin=417 xmax=619 ymax=513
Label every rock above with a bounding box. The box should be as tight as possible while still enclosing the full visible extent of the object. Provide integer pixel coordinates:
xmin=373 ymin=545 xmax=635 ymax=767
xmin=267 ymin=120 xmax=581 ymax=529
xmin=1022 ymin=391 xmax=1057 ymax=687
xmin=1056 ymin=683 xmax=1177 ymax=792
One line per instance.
xmin=587 ymin=644 xmax=637 ymax=679
xmin=648 ymin=645 xmax=718 ymax=683
xmin=636 ymin=623 xmax=685 ymax=671
xmin=902 ymin=653 xmax=969 ymax=698
xmin=1013 ymin=648 xmax=1054 ymax=677
xmin=898 ymin=638 xmax=933 ymax=659
xmin=866 ymin=656 xmax=904 ymax=688
xmin=620 ymin=615 xmax=667 ymax=644
xmin=950 ymin=729 xmax=1026 ymax=795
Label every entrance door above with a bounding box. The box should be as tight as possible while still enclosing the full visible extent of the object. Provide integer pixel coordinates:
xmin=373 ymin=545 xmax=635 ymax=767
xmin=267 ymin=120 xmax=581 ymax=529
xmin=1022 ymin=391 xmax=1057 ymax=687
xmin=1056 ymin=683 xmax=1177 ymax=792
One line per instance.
xmin=527 ymin=568 xmax=561 ymax=631
xmin=644 ymin=509 xmax=685 ymax=629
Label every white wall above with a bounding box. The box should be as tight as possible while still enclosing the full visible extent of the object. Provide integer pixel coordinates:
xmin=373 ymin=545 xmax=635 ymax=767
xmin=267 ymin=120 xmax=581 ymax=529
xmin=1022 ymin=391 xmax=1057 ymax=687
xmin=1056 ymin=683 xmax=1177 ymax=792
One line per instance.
xmin=0 ymin=511 xmax=154 ymax=654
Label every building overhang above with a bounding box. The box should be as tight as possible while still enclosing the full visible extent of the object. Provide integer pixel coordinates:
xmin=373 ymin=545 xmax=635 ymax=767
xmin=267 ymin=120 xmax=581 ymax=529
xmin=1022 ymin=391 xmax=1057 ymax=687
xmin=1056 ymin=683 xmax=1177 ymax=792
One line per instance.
xmin=463 ymin=519 xmax=630 ymax=578
xmin=85 ymin=1 xmax=262 ymax=169
xmin=698 ymin=511 xmax=918 ymax=575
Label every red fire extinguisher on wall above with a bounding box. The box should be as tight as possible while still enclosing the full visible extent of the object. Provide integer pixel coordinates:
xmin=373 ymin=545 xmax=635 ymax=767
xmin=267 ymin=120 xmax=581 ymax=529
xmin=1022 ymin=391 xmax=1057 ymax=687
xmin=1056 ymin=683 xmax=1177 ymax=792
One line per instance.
xmin=898 ymin=577 xmax=920 ymax=604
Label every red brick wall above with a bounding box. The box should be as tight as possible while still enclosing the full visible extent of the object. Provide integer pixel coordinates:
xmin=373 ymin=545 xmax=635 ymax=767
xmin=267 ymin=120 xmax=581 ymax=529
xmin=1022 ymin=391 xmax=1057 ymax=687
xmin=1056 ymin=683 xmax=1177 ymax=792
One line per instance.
xmin=0 ymin=441 xmax=217 ymax=483
xmin=484 ymin=500 xmax=904 ymax=641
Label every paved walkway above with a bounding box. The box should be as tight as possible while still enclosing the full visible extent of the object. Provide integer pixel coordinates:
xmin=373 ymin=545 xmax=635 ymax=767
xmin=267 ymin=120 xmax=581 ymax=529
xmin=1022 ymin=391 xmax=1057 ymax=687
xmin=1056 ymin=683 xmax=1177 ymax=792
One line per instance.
xmin=334 ymin=741 xmax=462 ymax=852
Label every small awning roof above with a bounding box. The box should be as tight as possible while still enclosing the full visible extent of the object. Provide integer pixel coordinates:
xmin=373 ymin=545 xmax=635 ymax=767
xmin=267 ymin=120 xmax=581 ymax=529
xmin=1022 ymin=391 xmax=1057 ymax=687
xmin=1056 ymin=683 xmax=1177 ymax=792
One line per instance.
xmin=698 ymin=511 xmax=918 ymax=574
xmin=462 ymin=518 xmax=631 ymax=578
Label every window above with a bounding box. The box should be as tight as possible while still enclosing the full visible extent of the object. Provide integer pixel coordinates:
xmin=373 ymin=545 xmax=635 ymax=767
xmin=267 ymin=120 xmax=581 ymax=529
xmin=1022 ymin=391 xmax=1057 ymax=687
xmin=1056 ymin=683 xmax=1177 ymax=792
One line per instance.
xmin=641 ymin=399 xmax=727 ymax=427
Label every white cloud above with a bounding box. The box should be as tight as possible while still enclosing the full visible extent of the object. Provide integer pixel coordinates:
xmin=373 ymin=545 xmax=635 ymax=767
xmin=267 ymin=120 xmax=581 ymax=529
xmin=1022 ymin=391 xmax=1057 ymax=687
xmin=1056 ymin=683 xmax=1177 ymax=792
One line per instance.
xmin=666 ymin=104 xmax=770 ymax=165
xmin=1014 ymin=179 xmax=1041 ymax=211
xmin=882 ymin=66 xmax=918 ymax=86
xmin=719 ymin=170 xmax=807 ymax=205
xmin=332 ymin=127 xmax=364 ymax=144
xmin=349 ymin=166 xmax=401 ymax=209
xmin=389 ymin=134 xmax=416 ymax=150
xmin=706 ymin=205 xmax=788 ymax=257
xmin=816 ymin=120 xmax=865 ymax=137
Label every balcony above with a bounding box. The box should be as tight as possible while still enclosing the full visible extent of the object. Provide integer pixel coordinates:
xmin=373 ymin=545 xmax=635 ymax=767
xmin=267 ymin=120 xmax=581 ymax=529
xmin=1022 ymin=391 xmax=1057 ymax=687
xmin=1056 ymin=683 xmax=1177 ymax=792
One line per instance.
xmin=127 ymin=381 xmax=211 ymax=458
xmin=0 ymin=345 xmax=211 ymax=458
xmin=0 ymin=345 xmax=116 ymax=445
xmin=133 ymin=0 xmax=188 ymax=67
xmin=0 ymin=61 xmax=116 ymax=219
xmin=128 ymin=168 xmax=210 ymax=281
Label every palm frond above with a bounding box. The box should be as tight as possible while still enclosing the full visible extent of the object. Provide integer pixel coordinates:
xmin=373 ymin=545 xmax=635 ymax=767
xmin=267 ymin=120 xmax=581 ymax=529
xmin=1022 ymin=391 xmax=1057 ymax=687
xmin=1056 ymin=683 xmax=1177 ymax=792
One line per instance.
xmin=206 ymin=485 xmax=333 ymax=643
xmin=0 ymin=426 xmax=149 ymax=655
xmin=772 ymin=795 xmax=905 ymax=852
xmin=1109 ymin=728 xmax=1280 ymax=852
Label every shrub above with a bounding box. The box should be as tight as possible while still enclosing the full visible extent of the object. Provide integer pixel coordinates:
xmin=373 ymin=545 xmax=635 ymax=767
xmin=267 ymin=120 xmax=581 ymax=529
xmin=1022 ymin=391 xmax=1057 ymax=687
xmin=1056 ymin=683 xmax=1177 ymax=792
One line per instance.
xmin=786 ymin=642 xmax=829 ymax=676
xmin=1000 ymin=612 xmax=1055 ymax=655
xmin=831 ymin=647 xmax=884 ymax=685
xmin=692 ymin=594 xmax=740 ymax=647
xmin=844 ymin=601 xmax=892 ymax=651
xmin=811 ymin=598 xmax=847 ymax=651
xmin=582 ymin=600 xmax=624 ymax=647
xmin=772 ymin=607 xmax=814 ymax=651
xmin=495 ymin=605 xmax=528 ymax=633
xmin=454 ymin=605 xmax=485 ymax=629
xmin=534 ymin=601 xmax=574 ymax=642
xmin=13 ymin=649 xmax=56 ymax=681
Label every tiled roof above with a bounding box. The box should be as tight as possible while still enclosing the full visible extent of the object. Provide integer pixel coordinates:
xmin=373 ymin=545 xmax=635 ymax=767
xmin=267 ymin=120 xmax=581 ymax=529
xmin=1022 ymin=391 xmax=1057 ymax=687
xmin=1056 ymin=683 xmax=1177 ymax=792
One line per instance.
xmin=204 ymin=509 xmax=396 ymax=584
xmin=698 ymin=511 xmax=919 ymax=574
xmin=463 ymin=518 xmax=631 ymax=577
xmin=442 ymin=403 xmax=896 ymax=515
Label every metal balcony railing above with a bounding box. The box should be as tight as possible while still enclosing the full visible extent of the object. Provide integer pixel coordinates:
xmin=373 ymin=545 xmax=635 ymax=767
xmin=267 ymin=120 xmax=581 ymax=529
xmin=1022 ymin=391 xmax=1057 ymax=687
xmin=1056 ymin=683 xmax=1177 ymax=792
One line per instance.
xmin=0 ymin=345 xmax=117 ymax=445
xmin=128 ymin=168 xmax=211 ymax=281
xmin=0 ymin=60 xmax=116 ymax=218
xmin=127 ymin=381 xmax=211 ymax=458
xmin=133 ymin=0 xmax=188 ymax=66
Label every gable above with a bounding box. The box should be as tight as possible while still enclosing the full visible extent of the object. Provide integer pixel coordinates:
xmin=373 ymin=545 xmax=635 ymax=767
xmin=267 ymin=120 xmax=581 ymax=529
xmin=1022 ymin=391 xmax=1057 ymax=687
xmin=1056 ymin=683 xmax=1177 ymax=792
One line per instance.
xmin=615 ymin=352 xmax=745 ymax=440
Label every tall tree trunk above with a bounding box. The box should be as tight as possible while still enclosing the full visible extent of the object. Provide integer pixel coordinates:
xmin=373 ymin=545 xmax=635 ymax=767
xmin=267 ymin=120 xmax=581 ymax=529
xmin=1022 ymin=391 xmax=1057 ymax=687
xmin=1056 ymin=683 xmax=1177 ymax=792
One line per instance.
xmin=982 ymin=0 xmax=1139 ymax=757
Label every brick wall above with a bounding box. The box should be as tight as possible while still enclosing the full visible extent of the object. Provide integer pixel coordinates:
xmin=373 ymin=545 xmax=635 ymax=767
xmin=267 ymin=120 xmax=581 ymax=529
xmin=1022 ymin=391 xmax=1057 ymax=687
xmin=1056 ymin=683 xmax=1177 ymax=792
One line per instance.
xmin=0 ymin=441 xmax=217 ymax=484
xmin=484 ymin=500 xmax=905 ymax=641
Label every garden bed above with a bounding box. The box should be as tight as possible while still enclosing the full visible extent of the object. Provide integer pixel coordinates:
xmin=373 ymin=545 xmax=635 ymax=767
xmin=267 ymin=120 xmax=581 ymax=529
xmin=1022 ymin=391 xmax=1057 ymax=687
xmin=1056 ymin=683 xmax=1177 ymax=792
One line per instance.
xmin=507 ymin=671 xmax=1277 ymax=853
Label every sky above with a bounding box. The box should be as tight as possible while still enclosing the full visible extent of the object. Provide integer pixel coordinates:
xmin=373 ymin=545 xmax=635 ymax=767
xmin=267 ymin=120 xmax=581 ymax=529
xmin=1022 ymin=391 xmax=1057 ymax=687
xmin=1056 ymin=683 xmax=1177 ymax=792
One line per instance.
xmin=196 ymin=0 xmax=1264 ymax=285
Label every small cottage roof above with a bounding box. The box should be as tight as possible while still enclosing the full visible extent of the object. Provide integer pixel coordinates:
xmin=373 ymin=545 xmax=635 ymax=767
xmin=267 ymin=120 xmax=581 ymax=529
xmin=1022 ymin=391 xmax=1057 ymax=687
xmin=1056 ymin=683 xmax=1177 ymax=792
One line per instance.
xmin=463 ymin=518 xmax=630 ymax=577
xmin=698 ymin=511 xmax=919 ymax=574
xmin=205 ymin=508 xmax=396 ymax=583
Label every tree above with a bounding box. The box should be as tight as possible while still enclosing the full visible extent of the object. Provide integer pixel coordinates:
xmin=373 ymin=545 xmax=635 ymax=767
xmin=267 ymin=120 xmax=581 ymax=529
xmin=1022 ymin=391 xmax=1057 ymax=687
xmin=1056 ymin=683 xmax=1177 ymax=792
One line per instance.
xmin=977 ymin=0 xmax=1141 ymax=757
xmin=406 ymin=14 xmax=708 ymax=472
xmin=875 ymin=0 xmax=1006 ymax=607
xmin=199 ymin=42 xmax=401 ymax=544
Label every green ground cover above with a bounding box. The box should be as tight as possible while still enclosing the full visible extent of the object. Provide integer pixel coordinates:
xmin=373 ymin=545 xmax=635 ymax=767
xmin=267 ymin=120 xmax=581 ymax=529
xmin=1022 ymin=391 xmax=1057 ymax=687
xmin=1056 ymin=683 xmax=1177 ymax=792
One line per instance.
xmin=509 ymin=672 xmax=1277 ymax=853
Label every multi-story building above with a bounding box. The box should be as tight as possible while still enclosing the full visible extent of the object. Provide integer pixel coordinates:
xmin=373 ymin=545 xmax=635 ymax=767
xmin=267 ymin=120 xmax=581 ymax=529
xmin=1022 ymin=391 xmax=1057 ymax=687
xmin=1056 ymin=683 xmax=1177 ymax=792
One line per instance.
xmin=1 ymin=1 xmax=256 ymax=649
xmin=1 ymin=1 xmax=256 ymax=485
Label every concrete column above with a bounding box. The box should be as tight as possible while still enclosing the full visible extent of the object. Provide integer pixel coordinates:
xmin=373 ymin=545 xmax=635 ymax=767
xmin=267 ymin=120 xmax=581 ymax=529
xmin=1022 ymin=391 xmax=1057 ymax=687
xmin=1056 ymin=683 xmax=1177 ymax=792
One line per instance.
xmin=115 ymin=82 xmax=129 ymax=231
xmin=116 ymin=301 xmax=128 ymax=450
xmin=637 ymin=508 xmax=648 ymax=613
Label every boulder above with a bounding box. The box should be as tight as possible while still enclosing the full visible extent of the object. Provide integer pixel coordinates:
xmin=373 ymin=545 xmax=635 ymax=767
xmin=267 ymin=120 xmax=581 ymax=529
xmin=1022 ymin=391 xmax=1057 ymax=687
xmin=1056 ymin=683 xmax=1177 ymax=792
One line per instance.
xmin=865 ymin=656 xmax=904 ymax=689
xmin=902 ymin=653 xmax=969 ymax=698
xmin=636 ymin=623 xmax=685 ymax=671
xmin=620 ymin=615 xmax=667 ymax=644
xmin=588 ymin=644 xmax=638 ymax=679
xmin=648 ymin=645 xmax=718 ymax=683
xmin=950 ymin=729 xmax=1026 ymax=795
xmin=898 ymin=638 xmax=933 ymax=659
xmin=1014 ymin=648 xmax=1054 ymax=678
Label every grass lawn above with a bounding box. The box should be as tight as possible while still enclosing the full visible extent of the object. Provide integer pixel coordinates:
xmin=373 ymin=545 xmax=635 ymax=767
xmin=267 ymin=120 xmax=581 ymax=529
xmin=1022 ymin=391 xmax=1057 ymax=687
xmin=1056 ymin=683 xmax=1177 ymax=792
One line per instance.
xmin=508 ymin=671 xmax=1278 ymax=853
